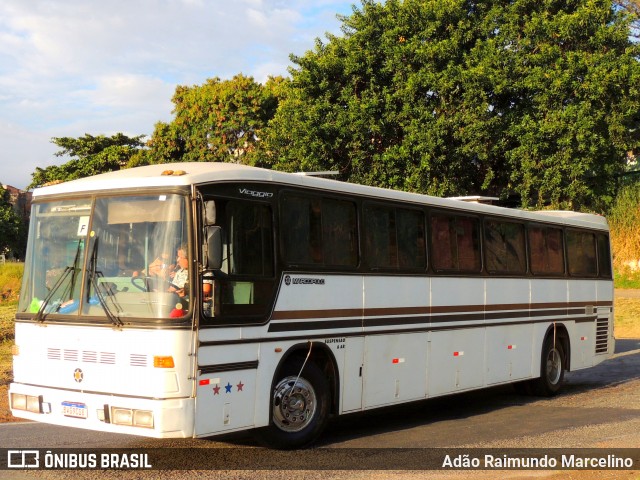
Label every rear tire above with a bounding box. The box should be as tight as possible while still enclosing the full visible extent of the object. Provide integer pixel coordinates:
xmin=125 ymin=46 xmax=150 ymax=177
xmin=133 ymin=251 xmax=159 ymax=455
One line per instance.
xmin=531 ymin=336 xmax=565 ymax=396
xmin=256 ymin=359 xmax=329 ymax=449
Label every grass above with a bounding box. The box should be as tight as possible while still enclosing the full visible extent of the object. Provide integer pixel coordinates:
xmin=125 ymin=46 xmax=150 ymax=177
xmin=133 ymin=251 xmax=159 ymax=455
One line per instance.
xmin=0 ymin=301 xmax=17 ymax=423
xmin=0 ymin=264 xmax=21 ymax=422
xmin=614 ymin=269 xmax=640 ymax=289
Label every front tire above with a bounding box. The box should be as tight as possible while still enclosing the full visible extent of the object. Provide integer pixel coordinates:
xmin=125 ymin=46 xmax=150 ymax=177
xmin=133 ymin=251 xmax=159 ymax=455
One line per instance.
xmin=257 ymin=359 xmax=329 ymax=449
xmin=532 ymin=336 xmax=565 ymax=396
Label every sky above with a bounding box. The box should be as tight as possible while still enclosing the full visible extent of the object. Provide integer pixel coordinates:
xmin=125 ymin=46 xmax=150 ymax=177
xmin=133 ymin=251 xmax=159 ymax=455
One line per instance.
xmin=0 ymin=0 xmax=356 ymax=190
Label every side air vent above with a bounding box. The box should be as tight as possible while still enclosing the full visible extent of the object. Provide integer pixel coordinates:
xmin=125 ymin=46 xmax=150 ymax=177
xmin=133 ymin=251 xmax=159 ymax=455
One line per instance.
xmin=82 ymin=351 xmax=98 ymax=363
xmin=63 ymin=349 xmax=79 ymax=362
xmin=100 ymin=352 xmax=116 ymax=364
xmin=130 ymin=354 xmax=148 ymax=367
xmin=595 ymin=317 xmax=609 ymax=354
xmin=47 ymin=348 xmax=61 ymax=360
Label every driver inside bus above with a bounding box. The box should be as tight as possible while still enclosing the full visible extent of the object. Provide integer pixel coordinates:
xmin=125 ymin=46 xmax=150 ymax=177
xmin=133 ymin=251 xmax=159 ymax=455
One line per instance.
xmin=169 ymin=245 xmax=189 ymax=298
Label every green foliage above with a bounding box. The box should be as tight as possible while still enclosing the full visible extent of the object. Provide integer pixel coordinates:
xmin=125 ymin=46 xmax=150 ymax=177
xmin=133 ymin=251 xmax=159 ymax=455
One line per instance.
xmin=260 ymin=0 xmax=640 ymax=210
xmin=0 ymin=263 xmax=22 ymax=306
xmin=0 ymin=187 xmax=27 ymax=259
xmin=146 ymin=74 xmax=284 ymax=166
xmin=614 ymin=270 xmax=640 ymax=289
xmin=608 ymin=183 xmax=640 ymax=271
xmin=28 ymin=133 xmax=146 ymax=189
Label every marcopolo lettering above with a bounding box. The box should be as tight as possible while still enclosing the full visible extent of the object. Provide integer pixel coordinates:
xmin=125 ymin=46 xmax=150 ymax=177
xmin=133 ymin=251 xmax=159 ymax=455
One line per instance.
xmin=284 ymin=275 xmax=325 ymax=286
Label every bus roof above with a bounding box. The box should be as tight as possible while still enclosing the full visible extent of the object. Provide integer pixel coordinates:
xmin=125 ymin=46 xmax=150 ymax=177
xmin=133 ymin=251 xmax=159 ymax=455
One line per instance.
xmin=32 ymin=162 xmax=608 ymax=230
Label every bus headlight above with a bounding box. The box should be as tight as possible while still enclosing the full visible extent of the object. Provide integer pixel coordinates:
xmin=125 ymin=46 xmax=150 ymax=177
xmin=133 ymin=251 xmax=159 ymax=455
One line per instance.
xmin=111 ymin=407 xmax=133 ymax=426
xmin=133 ymin=410 xmax=154 ymax=428
xmin=11 ymin=393 xmax=42 ymax=413
xmin=10 ymin=393 xmax=26 ymax=410
xmin=111 ymin=407 xmax=154 ymax=428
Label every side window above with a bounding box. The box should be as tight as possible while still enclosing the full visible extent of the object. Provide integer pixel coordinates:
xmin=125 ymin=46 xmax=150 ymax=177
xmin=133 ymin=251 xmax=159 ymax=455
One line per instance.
xmin=205 ymin=199 xmax=275 ymax=322
xmin=528 ymin=226 xmax=565 ymax=275
xmin=397 ymin=209 xmax=427 ymax=270
xmin=226 ymin=201 xmax=273 ymax=277
xmin=365 ymin=205 xmax=396 ymax=269
xmin=566 ymin=230 xmax=597 ymax=276
xmin=280 ymin=193 xmax=358 ymax=268
xmin=430 ymin=213 xmax=481 ymax=272
xmin=597 ymin=233 xmax=612 ymax=278
xmin=484 ymin=220 xmax=526 ymax=274
xmin=364 ymin=205 xmax=426 ymax=271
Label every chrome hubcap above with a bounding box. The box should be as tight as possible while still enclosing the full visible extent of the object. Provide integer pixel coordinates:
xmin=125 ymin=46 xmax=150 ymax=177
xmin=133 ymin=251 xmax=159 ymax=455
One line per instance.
xmin=272 ymin=376 xmax=317 ymax=433
xmin=546 ymin=348 xmax=562 ymax=385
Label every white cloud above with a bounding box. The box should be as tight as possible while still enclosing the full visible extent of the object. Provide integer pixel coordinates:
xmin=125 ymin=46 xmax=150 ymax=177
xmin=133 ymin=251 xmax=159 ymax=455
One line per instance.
xmin=0 ymin=0 xmax=355 ymax=189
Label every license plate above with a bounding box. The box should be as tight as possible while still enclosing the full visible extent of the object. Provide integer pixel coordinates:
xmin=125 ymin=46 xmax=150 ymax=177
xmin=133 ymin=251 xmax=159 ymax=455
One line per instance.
xmin=62 ymin=401 xmax=87 ymax=418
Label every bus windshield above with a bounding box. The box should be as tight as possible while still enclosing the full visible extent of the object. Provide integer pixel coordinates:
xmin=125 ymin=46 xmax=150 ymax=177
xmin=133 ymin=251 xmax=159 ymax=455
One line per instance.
xmin=18 ymin=194 xmax=190 ymax=322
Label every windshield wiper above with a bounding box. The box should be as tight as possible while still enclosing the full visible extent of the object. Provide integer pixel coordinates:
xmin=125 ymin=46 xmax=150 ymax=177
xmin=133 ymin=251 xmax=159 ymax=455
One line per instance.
xmin=86 ymin=237 xmax=124 ymax=327
xmin=34 ymin=239 xmax=83 ymax=323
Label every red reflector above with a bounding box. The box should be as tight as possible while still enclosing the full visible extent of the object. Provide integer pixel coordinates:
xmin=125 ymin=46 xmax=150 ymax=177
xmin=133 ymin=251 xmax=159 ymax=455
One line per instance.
xmin=581 ymin=336 xmax=587 ymax=341
xmin=199 ymin=379 xmax=210 ymax=386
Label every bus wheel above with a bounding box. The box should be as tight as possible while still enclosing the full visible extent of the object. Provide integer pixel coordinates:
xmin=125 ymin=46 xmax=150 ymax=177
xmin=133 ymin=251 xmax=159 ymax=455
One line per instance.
xmin=258 ymin=359 xmax=329 ymax=449
xmin=532 ymin=336 xmax=565 ymax=397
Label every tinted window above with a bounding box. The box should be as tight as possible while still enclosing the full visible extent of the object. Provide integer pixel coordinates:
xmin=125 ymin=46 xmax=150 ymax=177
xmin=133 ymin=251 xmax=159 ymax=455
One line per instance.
xmin=430 ymin=213 xmax=481 ymax=272
xmin=597 ymin=234 xmax=612 ymax=278
xmin=528 ymin=226 xmax=565 ymax=275
xmin=484 ymin=220 xmax=526 ymax=274
xmin=364 ymin=205 xmax=426 ymax=270
xmin=281 ymin=193 xmax=358 ymax=268
xmin=566 ymin=230 xmax=597 ymax=276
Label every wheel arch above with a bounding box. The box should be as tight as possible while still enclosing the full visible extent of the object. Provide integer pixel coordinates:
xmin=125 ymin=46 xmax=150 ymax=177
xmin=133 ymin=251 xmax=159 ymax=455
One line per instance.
xmin=273 ymin=341 xmax=340 ymax=416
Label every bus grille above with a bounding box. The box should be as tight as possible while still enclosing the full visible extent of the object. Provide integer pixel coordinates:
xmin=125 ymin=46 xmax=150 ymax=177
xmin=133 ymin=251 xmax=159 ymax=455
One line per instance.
xmin=47 ymin=348 xmax=117 ymax=365
xmin=595 ymin=317 xmax=610 ymax=354
xmin=129 ymin=354 xmax=148 ymax=367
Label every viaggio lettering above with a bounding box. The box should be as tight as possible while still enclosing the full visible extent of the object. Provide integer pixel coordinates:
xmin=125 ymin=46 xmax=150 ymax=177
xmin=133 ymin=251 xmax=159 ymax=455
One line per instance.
xmin=238 ymin=188 xmax=273 ymax=198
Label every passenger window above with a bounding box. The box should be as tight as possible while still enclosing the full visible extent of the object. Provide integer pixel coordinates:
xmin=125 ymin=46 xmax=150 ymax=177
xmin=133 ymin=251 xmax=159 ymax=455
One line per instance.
xmin=528 ymin=226 xmax=564 ymax=275
xmin=597 ymin=234 xmax=612 ymax=278
xmin=566 ymin=230 xmax=597 ymax=276
xmin=430 ymin=213 xmax=481 ymax=272
xmin=484 ymin=220 xmax=526 ymax=274
xmin=364 ymin=205 xmax=426 ymax=271
xmin=280 ymin=193 xmax=358 ymax=268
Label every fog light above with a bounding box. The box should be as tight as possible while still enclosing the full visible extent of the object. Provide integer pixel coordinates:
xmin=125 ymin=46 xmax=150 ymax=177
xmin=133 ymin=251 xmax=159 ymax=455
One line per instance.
xmin=133 ymin=410 xmax=154 ymax=428
xmin=10 ymin=393 xmax=26 ymax=410
xmin=111 ymin=407 xmax=133 ymax=426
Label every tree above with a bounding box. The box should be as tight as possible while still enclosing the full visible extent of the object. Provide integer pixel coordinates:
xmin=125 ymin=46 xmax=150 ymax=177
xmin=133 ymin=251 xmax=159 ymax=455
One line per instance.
xmin=28 ymin=133 xmax=146 ymax=189
xmin=145 ymin=74 xmax=284 ymax=166
xmin=260 ymin=0 xmax=640 ymax=210
xmin=0 ymin=185 xmax=27 ymax=258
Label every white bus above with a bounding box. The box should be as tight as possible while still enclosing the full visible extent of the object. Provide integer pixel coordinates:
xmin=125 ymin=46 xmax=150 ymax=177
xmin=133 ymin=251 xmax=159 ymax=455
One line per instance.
xmin=10 ymin=162 xmax=614 ymax=448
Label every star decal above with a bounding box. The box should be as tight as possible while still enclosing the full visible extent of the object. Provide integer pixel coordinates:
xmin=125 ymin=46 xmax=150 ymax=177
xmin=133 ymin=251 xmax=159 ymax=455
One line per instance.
xmin=237 ymin=381 xmax=244 ymax=392
xmin=213 ymin=385 xmax=220 ymax=395
xmin=225 ymin=382 xmax=232 ymax=393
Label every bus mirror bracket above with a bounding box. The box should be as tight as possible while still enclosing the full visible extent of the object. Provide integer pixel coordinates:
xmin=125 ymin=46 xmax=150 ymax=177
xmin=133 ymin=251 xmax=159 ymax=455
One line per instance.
xmin=206 ymin=226 xmax=222 ymax=270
